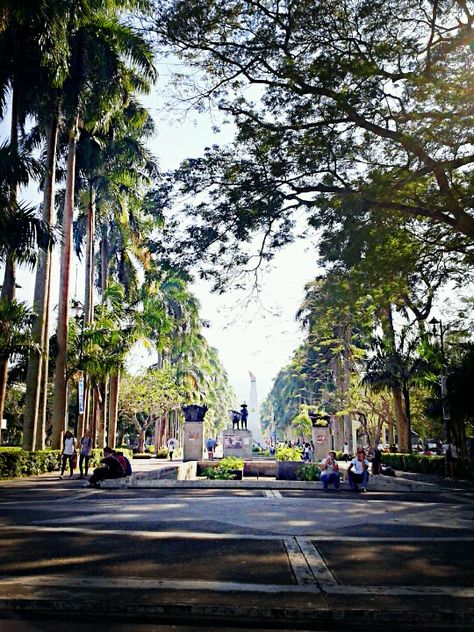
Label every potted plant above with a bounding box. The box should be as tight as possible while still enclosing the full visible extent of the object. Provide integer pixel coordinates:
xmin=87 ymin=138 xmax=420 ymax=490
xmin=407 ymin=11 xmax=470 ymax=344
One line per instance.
xmin=276 ymin=445 xmax=303 ymax=480
xmin=202 ymin=456 xmax=244 ymax=480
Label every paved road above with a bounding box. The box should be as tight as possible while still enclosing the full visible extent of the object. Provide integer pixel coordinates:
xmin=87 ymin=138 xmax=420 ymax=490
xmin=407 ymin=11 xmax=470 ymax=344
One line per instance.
xmin=0 ymin=472 xmax=473 ymax=630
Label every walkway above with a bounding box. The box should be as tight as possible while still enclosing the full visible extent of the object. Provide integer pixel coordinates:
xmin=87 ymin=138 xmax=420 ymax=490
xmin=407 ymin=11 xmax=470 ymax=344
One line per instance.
xmin=0 ymin=459 xmax=472 ymax=629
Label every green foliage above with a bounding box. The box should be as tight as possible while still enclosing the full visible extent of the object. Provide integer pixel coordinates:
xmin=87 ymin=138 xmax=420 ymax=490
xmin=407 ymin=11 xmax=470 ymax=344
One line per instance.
xmin=0 ymin=448 xmax=104 ymax=479
xmin=379 ymin=452 xmax=474 ymax=478
xmin=276 ymin=445 xmax=303 ymax=461
xmin=202 ymin=456 xmax=244 ymax=479
xmin=155 ymin=447 xmax=169 ymax=459
xmin=202 ymin=466 xmax=236 ymax=480
xmin=219 ymin=456 xmax=244 ymax=470
xmin=297 ymin=463 xmax=321 ymax=481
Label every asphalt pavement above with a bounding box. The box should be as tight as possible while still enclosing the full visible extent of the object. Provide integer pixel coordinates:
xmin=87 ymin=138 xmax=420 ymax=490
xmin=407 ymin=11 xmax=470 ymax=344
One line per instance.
xmin=0 ymin=459 xmax=473 ymax=631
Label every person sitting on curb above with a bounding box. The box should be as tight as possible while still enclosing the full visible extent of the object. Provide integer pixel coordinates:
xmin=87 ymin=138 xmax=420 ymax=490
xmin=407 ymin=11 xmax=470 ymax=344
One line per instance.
xmin=319 ymin=450 xmax=340 ymax=491
xmin=87 ymin=447 xmax=124 ymax=488
xmin=347 ymin=448 xmax=370 ymax=492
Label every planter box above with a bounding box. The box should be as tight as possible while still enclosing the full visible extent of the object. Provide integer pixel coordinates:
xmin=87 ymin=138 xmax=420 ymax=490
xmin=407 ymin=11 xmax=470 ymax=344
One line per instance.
xmin=276 ymin=460 xmax=303 ymax=480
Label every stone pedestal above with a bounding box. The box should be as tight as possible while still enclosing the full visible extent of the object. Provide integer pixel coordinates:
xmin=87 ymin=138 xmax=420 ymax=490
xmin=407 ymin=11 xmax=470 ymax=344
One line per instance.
xmin=312 ymin=425 xmax=332 ymax=461
xmin=223 ymin=429 xmax=253 ymax=459
xmin=183 ymin=421 xmax=204 ymax=462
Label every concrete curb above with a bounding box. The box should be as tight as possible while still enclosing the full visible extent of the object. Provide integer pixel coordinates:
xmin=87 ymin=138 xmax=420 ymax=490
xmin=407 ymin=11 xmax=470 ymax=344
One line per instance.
xmin=0 ymin=594 xmax=472 ymax=629
xmin=101 ymin=462 xmax=443 ymax=493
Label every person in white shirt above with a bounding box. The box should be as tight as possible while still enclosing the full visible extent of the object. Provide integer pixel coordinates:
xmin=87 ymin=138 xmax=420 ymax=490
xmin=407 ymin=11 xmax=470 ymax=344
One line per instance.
xmin=319 ymin=450 xmax=340 ymax=490
xmin=347 ymin=448 xmax=370 ymax=492
xmin=166 ymin=437 xmax=177 ymax=461
xmin=343 ymin=442 xmax=350 ymax=462
xmin=60 ymin=430 xmax=76 ymax=479
xmin=445 ymin=441 xmax=458 ymax=480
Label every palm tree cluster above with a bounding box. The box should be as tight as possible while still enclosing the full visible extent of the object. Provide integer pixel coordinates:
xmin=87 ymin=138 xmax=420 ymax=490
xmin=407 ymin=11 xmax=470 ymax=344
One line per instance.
xmin=0 ymin=0 xmax=235 ymax=451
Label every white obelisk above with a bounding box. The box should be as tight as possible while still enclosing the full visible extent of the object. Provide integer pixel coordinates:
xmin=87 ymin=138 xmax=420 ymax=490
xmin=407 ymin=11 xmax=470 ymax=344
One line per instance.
xmin=247 ymin=371 xmax=265 ymax=447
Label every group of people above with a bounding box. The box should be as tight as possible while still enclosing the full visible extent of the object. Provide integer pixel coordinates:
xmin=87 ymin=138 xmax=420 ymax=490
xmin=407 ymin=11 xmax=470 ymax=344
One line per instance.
xmin=59 ymin=430 xmax=132 ymax=487
xmin=59 ymin=429 xmax=93 ymax=479
xmin=319 ymin=448 xmax=370 ymax=492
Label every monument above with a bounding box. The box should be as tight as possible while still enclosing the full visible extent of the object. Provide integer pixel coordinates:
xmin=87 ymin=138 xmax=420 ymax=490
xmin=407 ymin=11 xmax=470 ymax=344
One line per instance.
xmin=182 ymin=404 xmax=208 ymax=462
xmin=247 ymin=371 xmax=265 ymax=447
xmin=309 ymin=411 xmax=332 ymax=460
xmin=223 ymin=405 xmax=253 ymax=459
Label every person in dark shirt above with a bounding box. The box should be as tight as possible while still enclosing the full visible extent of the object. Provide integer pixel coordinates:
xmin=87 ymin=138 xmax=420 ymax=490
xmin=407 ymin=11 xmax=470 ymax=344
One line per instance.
xmin=87 ymin=447 xmax=123 ymax=488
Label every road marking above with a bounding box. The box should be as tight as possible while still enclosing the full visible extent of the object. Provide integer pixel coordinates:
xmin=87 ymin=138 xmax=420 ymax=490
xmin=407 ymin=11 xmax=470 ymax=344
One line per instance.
xmin=284 ymin=538 xmax=318 ymax=585
xmin=0 ymin=574 xmax=316 ymax=594
xmin=264 ymin=490 xmax=282 ymax=498
xmin=0 ymin=574 xmax=472 ymax=598
xmin=296 ymin=538 xmax=337 ymax=587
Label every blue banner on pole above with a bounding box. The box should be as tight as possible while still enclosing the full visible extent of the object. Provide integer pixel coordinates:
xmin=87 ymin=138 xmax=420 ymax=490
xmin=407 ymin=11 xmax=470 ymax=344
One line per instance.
xmin=78 ymin=374 xmax=84 ymax=415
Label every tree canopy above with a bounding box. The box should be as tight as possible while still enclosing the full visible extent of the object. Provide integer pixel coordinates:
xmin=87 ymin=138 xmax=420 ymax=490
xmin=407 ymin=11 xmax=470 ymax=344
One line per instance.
xmin=151 ymin=0 xmax=474 ymax=287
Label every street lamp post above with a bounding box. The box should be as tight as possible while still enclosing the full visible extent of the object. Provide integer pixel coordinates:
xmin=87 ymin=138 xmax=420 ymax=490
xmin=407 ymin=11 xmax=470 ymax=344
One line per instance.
xmin=429 ymin=317 xmax=451 ymax=443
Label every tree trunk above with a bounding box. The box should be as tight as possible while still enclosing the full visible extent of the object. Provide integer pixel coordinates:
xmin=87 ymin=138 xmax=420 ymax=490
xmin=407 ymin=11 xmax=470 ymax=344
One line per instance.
xmin=379 ymin=305 xmax=411 ymax=453
xmin=393 ymin=386 xmax=410 ymax=451
xmin=96 ymin=381 xmax=107 ymax=448
xmin=84 ymin=185 xmax=96 ymax=323
xmin=108 ymin=370 xmax=120 ymax=449
xmin=138 ymin=428 xmax=145 ymax=453
xmin=0 ymin=256 xmax=16 ymax=430
xmin=0 ymin=90 xmax=19 ymax=436
xmin=51 ymin=117 xmax=79 ymax=448
xmin=100 ymin=232 xmax=108 ymax=293
xmin=342 ymin=316 xmax=353 ymax=452
xmin=23 ymin=116 xmax=59 ymax=450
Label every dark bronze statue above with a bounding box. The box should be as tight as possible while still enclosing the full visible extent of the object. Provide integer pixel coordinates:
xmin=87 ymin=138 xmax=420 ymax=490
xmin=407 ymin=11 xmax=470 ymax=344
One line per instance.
xmin=230 ymin=410 xmax=241 ymax=430
xmin=240 ymin=403 xmax=248 ymax=430
xmin=182 ymin=404 xmax=208 ymax=422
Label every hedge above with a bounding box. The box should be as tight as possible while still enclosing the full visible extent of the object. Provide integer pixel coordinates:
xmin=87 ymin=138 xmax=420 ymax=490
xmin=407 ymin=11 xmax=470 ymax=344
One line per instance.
xmin=0 ymin=447 xmax=132 ymax=480
xmin=381 ymin=452 xmax=474 ymax=480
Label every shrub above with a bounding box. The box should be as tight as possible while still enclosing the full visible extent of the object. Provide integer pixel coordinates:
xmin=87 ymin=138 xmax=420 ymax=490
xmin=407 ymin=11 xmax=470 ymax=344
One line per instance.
xmin=219 ymin=456 xmax=244 ymax=470
xmin=297 ymin=463 xmax=321 ymax=481
xmin=379 ymin=452 xmax=474 ymax=480
xmin=202 ymin=456 xmax=244 ymax=480
xmin=155 ymin=447 xmax=169 ymax=459
xmin=276 ymin=445 xmax=303 ymax=461
xmin=202 ymin=466 xmax=237 ymax=480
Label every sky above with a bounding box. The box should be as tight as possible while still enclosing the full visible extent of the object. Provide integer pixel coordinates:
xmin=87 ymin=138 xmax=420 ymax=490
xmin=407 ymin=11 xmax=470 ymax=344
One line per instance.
xmin=0 ymin=70 xmax=322 ymax=410
xmin=129 ymin=84 xmax=321 ymax=405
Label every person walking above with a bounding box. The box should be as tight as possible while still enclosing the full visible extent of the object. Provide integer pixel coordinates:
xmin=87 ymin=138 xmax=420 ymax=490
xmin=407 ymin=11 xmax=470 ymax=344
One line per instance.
xmin=343 ymin=442 xmax=350 ymax=462
xmin=445 ymin=440 xmax=458 ymax=480
xmin=206 ymin=437 xmax=217 ymax=459
xmin=79 ymin=429 xmax=92 ymax=479
xmin=303 ymin=442 xmax=313 ymax=462
xmin=319 ymin=450 xmax=340 ymax=490
xmin=347 ymin=448 xmax=370 ymax=492
xmin=60 ymin=430 xmax=76 ymax=479
xmin=372 ymin=443 xmax=383 ymax=476
xmin=167 ymin=437 xmax=177 ymax=461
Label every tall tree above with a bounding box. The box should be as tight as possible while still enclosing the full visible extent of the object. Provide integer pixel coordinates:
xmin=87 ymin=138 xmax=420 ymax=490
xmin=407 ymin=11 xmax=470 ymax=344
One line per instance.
xmin=51 ymin=1 xmax=156 ymax=448
xmin=150 ymin=0 xmax=474 ymax=291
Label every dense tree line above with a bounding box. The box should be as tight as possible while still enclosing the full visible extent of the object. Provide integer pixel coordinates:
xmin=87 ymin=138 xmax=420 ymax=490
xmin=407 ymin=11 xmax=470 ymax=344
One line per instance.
xmin=0 ymin=0 xmax=235 ymax=451
xmin=148 ymin=0 xmax=474 ymax=453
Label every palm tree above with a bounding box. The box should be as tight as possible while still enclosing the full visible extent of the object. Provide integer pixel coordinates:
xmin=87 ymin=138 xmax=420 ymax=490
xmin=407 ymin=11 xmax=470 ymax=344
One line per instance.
xmin=51 ymin=2 xmax=156 ymax=448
